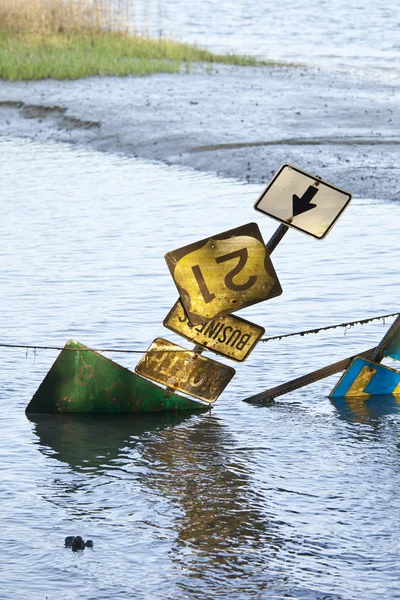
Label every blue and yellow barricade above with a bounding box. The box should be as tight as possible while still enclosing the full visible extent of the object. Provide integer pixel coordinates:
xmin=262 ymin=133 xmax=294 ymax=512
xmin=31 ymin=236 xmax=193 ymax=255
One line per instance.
xmin=330 ymin=318 xmax=400 ymax=399
xmin=329 ymin=357 xmax=400 ymax=399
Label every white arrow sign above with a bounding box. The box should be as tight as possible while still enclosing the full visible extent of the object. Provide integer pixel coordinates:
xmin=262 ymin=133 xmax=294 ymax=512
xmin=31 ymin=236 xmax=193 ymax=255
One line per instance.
xmin=254 ymin=164 xmax=352 ymax=239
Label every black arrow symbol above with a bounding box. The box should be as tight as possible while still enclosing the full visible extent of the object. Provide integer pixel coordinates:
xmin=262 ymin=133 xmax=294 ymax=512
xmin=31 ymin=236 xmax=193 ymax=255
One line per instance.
xmin=292 ymin=185 xmax=318 ymax=217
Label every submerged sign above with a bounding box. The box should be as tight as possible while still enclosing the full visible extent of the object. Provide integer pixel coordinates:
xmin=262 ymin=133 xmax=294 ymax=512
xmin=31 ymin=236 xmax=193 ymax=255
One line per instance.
xmin=165 ymin=222 xmax=282 ymax=326
xmin=135 ymin=338 xmax=236 ymax=403
xmin=255 ymin=164 xmax=351 ymax=239
xmin=164 ymin=299 xmax=265 ymax=362
xmin=25 ymin=339 xmax=204 ymax=414
xmin=329 ymin=357 xmax=400 ymax=399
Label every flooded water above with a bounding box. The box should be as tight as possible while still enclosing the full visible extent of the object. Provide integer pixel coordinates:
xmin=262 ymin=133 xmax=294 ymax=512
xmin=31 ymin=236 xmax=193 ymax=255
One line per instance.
xmin=1 ymin=135 xmax=399 ymax=599
xmin=131 ymin=0 xmax=400 ymax=79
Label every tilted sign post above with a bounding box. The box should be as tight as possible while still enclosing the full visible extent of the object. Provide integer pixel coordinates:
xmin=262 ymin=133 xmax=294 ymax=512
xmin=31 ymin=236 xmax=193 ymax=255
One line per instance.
xmin=136 ymin=163 xmax=354 ymax=407
xmin=242 ymin=315 xmax=400 ymax=404
xmin=243 ymin=163 xmax=353 ymax=404
xmin=242 ymin=347 xmax=377 ymax=405
xmin=136 ymin=223 xmax=280 ymax=401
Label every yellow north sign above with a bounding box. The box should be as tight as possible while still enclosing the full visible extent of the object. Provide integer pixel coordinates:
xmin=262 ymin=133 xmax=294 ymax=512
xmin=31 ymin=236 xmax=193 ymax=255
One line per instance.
xmin=135 ymin=338 xmax=236 ymax=403
xmin=164 ymin=299 xmax=265 ymax=362
xmin=165 ymin=223 xmax=282 ymax=326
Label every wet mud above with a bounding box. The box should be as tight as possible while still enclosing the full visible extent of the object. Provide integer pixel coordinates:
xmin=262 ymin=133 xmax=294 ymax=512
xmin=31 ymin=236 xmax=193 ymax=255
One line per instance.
xmin=0 ymin=64 xmax=399 ymax=200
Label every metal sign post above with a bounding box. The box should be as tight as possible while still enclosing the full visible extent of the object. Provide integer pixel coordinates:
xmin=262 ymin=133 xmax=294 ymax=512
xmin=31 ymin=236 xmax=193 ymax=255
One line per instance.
xmin=151 ymin=163 xmax=353 ymax=406
xmin=242 ymin=348 xmax=377 ymax=405
xmin=265 ymin=223 xmax=289 ymax=255
xmin=141 ymin=221 xmax=281 ymax=405
xmin=243 ymin=315 xmax=400 ymax=404
xmin=329 ymin=315 xmax=400 ymax=399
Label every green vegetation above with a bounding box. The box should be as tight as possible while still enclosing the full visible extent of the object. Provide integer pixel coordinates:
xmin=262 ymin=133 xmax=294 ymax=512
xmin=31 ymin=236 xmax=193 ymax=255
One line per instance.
xmin=0 ymin=0 xmax=270 ymax=81
xmin=0 ymin=31 xmax=265 ymax=81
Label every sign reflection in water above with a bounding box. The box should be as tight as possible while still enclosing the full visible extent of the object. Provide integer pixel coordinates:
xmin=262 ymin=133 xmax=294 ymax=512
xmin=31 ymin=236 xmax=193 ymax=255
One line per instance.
xmin=29 ymin=412 xmax=282 ymax=588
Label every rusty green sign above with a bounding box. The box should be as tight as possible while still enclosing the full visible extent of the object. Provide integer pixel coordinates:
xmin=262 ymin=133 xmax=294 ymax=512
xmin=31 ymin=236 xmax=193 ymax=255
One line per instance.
xmin=26 ymin=339 xmax=206 ymax=414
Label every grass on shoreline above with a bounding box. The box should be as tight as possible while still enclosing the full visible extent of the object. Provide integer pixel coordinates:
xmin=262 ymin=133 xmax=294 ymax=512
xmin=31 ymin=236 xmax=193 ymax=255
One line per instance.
xmin=0 ymin=0 xmax=278 ymax=81
xmin=0 ymin=31 xmax=268 ymax=81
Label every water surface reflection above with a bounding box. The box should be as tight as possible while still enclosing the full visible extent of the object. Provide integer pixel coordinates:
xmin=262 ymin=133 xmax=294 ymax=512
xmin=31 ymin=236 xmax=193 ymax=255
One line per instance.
xmin=139 ymin=415 xmax=283 ymax=596
xmin=30 ymin=411 xmax=286 ymax=596
xmin=331 ymin=394 xmax=400 ymax=425
xmin=28 ymin=412 xmax=199 ymax=473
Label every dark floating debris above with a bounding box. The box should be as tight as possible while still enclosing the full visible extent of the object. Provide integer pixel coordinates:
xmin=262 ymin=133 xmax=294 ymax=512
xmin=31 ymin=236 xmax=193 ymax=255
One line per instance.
xmin=65 ymin=535 xmax=94 ymax=551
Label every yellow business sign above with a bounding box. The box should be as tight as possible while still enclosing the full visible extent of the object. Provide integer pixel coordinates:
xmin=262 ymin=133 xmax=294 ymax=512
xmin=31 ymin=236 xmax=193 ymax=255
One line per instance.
xmin=135 ymin=338 xmax=236 ymax=403
xmin=165 ymin=222 xmax=282 ymax=326
xmin=164 ymin=299 xmax=265 ymax=362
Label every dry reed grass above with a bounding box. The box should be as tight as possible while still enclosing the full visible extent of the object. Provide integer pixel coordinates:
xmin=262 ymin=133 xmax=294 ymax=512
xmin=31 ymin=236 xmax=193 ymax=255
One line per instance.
xmin=0 ymin=0 xmax=132 ymax=34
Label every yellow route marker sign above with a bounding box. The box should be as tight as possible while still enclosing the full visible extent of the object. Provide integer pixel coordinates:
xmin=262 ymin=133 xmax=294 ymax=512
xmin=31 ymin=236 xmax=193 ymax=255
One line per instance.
xmin=135 ymin=338 xmax=236 ymax=403
xmin=165 ymin=222 xmax=282 ymax=326
xmin=164 ymin=299 xmax=265 ymax=362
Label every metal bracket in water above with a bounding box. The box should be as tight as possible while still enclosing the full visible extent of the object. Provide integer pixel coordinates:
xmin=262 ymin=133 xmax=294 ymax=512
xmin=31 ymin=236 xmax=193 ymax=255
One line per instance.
xmin=242 ymin=347 xmax=376 ymax=405
xmin=243 ymin=315 xmax=400 ymax=405
xmin=329 ymin=315 xmax=400 ymax=399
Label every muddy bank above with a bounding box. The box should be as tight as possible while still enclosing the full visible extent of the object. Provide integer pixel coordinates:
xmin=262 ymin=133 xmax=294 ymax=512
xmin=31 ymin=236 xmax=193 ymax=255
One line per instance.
xmin=0 ymin=64 xmax=399 ymax=200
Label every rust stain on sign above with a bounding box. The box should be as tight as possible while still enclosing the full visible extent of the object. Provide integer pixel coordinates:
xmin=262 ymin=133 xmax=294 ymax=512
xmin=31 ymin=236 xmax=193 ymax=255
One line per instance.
xmin=163 ymin=299 xmax=265 ymax=362
xmin=135 ymin=338 xmax=236 ymax=403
